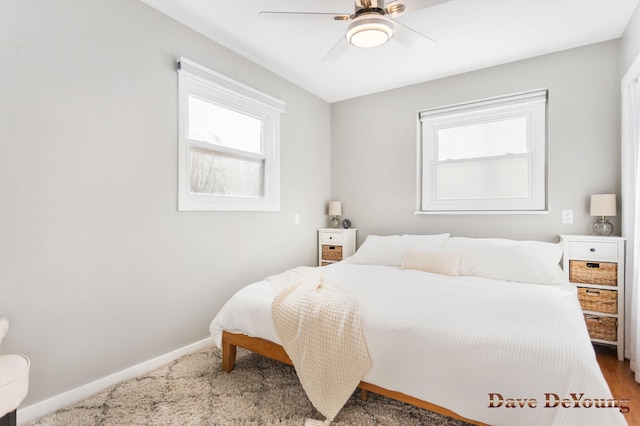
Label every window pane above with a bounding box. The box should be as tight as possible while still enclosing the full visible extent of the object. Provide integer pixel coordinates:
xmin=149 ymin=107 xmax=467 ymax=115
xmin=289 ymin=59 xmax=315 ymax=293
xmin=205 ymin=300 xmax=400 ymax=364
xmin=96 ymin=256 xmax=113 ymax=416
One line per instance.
xmin=190 ymin=147 xmax=264 ymax=197
xmin=436 ymin=157 xmax=529 ymax=200
xmin=437 ymin=117 xmax=527 ymax=160
xmin=188 ymin=96 xmax=262 ymax=153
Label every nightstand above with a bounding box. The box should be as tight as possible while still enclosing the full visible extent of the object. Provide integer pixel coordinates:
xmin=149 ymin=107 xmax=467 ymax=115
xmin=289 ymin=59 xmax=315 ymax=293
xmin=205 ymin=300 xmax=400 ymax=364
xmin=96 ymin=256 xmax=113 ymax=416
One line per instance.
xmin=318 ymin=228 xmax=357 ymax=266
xmin=560 ymin=235 xmax=625 ymax=360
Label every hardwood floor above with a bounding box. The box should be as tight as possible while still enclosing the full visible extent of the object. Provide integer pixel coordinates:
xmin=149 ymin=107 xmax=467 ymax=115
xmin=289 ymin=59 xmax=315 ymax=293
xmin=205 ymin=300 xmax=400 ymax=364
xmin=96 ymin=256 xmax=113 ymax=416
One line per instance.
xmin=595 ymin=344 xmax=640 ymax=425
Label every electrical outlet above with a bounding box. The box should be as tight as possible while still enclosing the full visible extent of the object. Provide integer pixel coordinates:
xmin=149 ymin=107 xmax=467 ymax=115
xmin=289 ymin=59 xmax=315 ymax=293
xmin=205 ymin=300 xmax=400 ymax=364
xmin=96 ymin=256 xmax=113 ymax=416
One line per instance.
xmin=294 ymin=213 xmax=300 ymax=225
xmin=562 ymin=210 xmax=573 ymax=224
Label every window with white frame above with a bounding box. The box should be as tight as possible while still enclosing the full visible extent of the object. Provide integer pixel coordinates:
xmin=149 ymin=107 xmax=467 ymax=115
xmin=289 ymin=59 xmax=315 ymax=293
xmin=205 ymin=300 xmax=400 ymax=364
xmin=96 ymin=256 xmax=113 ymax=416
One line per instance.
xmin=417 ymin=90 xmax=547 ymax=213
xmin=177 ymin=58 xmax=285 ymax=211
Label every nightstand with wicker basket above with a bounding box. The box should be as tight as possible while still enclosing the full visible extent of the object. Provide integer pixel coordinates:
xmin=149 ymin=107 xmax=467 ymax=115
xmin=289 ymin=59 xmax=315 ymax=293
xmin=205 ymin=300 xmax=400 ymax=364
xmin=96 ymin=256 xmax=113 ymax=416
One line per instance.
xmin=560 ymin=235 xmax=625 ymax=361
xmin=317 ymin=228 xmax=357 ymax=266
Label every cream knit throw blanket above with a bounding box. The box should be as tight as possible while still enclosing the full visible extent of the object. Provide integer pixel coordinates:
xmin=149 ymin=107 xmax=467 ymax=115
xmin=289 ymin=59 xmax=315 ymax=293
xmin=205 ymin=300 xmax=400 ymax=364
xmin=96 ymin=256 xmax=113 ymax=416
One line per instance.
xmin=269 ymin=267 xmax=372 ymax=425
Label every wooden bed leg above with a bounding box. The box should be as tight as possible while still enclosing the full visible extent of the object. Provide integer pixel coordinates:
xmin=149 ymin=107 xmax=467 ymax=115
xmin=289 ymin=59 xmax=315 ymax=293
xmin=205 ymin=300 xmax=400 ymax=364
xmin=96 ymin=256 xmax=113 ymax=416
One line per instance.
xmin=361 ymin=388 xmax=368 ymax=401
xmin=222 ymin=338 xmax=237 ymax=373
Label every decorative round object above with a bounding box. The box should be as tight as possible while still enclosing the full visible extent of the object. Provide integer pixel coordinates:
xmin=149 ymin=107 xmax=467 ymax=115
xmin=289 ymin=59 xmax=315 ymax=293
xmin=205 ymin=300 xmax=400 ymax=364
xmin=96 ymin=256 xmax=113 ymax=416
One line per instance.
xmin=341 ymin=218 xmax=351 ymax=229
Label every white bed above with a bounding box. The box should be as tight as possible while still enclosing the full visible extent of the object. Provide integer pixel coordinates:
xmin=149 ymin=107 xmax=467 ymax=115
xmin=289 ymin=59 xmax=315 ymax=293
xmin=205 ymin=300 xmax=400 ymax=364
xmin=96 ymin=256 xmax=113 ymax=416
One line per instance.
xmin=209 ymin=235 xmax=628 ymax=425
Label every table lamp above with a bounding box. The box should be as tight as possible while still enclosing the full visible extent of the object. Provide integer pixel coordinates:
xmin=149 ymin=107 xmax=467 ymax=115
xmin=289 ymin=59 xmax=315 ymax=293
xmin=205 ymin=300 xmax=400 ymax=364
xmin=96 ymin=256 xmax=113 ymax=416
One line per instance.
xmin=328 ymin=201 xmax=342 ymax=228
xmin=590 ymin=194 xmax=616 ymax=236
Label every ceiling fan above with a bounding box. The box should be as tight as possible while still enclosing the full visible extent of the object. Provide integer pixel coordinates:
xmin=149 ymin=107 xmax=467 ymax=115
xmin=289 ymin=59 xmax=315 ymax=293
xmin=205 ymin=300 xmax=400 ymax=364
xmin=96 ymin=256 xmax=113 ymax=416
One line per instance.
xmin=259 ymin=0 xmax=451 ymax=61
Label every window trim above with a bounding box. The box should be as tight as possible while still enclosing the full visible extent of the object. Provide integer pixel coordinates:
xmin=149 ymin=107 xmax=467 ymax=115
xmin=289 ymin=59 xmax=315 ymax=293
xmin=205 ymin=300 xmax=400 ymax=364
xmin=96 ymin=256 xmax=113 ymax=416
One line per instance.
xmin=177 ymin=57 xmax=285 ymax=212
xmin=416 ymin=90 xmax=548 ymax=214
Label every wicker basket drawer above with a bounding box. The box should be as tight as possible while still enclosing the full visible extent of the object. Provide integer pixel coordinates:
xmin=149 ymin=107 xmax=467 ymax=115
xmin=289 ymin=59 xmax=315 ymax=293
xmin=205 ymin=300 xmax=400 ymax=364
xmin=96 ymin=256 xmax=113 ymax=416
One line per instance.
xmin=322 ymin=245 xmax=342 ymax=261
xmin=577 ymin=287 xmax=617 ymax=314
xmin=569 ymin=260 xmax=617 ymax=286
xmin=584 ymin=314 xmax=617 ymax=341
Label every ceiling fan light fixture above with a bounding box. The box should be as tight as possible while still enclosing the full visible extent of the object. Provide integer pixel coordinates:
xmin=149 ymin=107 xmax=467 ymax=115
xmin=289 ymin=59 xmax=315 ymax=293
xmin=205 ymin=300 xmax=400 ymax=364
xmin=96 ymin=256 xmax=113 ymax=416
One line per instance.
xmin=346 ymin=15 xmax=394 ymax=48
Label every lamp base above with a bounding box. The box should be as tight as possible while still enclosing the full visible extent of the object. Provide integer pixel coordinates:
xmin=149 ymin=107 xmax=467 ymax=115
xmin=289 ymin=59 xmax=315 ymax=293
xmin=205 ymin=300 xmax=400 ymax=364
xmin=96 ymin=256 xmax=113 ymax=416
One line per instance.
xmin=329 ymin=216 xmax=340 ymax=228
xmin=592 ymin=217 xmax=613 ymax=236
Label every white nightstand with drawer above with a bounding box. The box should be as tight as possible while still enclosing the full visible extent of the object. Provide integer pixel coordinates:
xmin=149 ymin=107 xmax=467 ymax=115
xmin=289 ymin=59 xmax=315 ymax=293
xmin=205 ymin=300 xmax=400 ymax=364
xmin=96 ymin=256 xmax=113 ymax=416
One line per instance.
xmin=560 ymin=234 xmax=625 ymax=360
xmin=318 ymin=228 xmax=357 ymax=266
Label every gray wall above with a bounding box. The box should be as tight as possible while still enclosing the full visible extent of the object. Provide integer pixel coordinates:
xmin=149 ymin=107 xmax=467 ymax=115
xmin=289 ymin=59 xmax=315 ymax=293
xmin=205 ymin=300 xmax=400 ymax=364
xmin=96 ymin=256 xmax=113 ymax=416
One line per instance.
xmin=331 ymin=41 xmax=621 ymax=244
xmin=0 ymin=1 xmax=330 ymax=406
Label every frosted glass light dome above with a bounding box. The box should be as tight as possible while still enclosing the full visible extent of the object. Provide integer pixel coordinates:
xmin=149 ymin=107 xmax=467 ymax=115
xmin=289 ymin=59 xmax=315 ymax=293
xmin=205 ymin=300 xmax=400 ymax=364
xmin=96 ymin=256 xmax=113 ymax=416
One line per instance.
xmin=346 ymin=15 xmax=394 ymax=48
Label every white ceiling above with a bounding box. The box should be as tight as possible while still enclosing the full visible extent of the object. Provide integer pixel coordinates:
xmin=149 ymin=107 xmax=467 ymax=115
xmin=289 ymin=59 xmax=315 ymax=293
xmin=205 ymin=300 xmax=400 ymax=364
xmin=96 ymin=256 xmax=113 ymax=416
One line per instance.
xmin=140 ymin=0 xmax=639 ymax=103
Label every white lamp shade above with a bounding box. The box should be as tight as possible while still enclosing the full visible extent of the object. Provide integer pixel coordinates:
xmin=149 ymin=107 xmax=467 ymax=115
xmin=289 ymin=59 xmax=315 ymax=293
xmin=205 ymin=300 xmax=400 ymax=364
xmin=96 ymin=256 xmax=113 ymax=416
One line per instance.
xmin=328 ymin=201 xmax=342 ymax=216
xmin=590 ymin=194 xmax=616 ymax=217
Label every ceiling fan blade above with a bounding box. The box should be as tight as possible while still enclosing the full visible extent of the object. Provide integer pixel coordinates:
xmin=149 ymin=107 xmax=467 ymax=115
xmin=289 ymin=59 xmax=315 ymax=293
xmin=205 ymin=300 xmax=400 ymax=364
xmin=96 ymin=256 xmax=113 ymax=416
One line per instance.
xmin=322 ymin=36 xmax=350 ymax=62
xmin=391 ymin=19 xmax=436 ymax=51
xmin=385 ymin=0 xmax=452 ymax=16
xmin=259 ymin=11 xmax=351 ymax=21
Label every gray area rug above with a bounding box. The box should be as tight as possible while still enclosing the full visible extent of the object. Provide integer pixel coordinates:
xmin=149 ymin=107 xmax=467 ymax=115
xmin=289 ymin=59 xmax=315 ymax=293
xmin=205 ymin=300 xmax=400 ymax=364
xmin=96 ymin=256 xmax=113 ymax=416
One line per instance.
xmin=27 ymin=347 xmax=470 ymax=425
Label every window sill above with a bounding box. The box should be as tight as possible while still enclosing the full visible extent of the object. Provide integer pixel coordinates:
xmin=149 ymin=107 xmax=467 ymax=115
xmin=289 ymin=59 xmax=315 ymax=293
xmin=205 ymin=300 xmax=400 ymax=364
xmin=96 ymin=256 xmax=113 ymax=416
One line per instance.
xmin=414 ymin=210 xmax=549 ymax=215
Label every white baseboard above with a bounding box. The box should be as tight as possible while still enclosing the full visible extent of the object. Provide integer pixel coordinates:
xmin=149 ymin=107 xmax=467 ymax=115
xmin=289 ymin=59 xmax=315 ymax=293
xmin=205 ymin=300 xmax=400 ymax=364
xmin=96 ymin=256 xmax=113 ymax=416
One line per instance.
xmin=18 ymin=337 xmax=215 ymax=425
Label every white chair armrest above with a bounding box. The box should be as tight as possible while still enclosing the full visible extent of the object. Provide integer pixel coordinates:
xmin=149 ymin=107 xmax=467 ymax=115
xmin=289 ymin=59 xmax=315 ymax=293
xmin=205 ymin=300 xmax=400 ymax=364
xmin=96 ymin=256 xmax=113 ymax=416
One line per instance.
xmin=0 ymin=318 xmax=8 ymax=350
xmin=0 ymin=354 xmax=30 ymax=417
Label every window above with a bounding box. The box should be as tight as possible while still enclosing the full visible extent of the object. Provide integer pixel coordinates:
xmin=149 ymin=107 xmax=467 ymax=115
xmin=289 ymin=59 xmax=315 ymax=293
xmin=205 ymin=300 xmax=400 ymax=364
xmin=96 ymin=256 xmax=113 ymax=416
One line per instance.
xmin=177 ymin=58 xmax=285 ymax=211
xmin=417 ymin=90 xmax=547 ymax=213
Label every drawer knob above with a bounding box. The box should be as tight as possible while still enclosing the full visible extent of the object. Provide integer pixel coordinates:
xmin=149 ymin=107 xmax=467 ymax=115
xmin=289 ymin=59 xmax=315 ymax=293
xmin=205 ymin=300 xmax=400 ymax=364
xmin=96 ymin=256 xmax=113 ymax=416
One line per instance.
xmin=590 ymin=248 xmax=596 ymax=252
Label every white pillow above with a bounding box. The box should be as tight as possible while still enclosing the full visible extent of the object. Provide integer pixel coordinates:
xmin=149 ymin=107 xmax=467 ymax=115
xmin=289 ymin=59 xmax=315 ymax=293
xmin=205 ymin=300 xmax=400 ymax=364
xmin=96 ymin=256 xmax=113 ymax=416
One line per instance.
xmin=346 ymin=233 xmax=450 ymax=266
xmin=444 ymin=237 xmax=565 ymax=284
xmin=401 ymin=247 xmax=462 ymax=276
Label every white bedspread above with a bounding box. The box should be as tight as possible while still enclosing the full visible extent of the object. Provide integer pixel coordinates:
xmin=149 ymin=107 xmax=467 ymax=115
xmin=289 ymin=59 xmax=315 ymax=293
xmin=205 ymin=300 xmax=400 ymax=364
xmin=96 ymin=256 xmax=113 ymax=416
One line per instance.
xmin=210 ymin=263 xmax=627 ymax=426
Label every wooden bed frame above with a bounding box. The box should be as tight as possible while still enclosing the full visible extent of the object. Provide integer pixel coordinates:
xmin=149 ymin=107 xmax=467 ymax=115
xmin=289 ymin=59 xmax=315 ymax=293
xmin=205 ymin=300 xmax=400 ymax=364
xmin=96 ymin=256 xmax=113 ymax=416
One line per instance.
xmin=221 ymin=331 xmax=487 ymax=426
